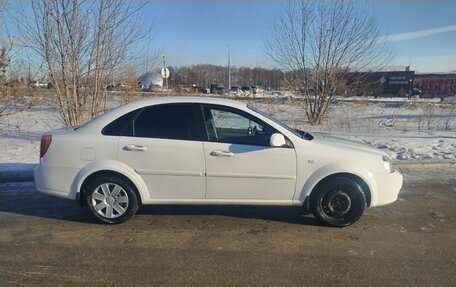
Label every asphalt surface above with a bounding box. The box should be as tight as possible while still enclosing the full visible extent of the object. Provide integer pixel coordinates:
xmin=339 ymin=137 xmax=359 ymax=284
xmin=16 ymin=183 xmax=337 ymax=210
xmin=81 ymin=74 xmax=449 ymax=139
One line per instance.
xmin=0 ymin=168 xmax=455 ymax=286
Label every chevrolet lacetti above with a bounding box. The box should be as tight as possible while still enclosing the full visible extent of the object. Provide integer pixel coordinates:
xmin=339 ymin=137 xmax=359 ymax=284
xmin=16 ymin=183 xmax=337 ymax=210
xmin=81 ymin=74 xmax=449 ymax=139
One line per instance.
xmin=34 ymin=96 xmax=403 ymax=226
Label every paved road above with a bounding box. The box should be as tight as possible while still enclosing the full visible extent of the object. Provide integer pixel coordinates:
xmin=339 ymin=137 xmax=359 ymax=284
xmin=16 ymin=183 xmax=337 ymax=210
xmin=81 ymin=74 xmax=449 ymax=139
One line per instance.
xmin=1 ymin=168 xmax=455 ymax=286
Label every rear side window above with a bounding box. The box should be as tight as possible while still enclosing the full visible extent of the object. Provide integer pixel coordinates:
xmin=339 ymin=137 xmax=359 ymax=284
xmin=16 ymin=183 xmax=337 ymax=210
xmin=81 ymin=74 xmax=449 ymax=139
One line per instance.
xmin=133 ymin=104 xmax=201 ymax=140
xmin=102 ymin=110 xmax=139 ymax=136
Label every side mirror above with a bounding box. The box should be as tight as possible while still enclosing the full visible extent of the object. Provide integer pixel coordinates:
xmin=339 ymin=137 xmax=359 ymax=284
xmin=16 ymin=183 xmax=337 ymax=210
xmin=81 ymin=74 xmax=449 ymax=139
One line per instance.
xmin=270 ymin=133 xmax=286 ymax=147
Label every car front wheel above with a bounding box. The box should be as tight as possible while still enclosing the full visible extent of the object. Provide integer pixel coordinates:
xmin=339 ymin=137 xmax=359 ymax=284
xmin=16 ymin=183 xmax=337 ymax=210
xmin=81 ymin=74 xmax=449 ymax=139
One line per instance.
xmin=311 ymin=176 xmax=366 ymax=227
xmin=84 ymin=175 xmax=139 ymax=224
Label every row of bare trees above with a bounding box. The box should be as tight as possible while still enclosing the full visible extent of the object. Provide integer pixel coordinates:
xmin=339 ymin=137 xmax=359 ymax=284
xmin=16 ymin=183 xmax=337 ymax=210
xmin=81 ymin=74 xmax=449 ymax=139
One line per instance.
xmin=167 ymin=65 xmax=285 ymax=90
xmin=2 ymin=0 xmax=391 ymax=127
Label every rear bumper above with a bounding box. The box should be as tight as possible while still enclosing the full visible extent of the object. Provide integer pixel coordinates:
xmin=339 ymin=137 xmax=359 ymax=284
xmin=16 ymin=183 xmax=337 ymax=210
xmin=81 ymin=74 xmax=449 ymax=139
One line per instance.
xmin=34 ymin=164 xmax=78 ymax=200
xmin=371 ymin=170 xmax=403 ymax=207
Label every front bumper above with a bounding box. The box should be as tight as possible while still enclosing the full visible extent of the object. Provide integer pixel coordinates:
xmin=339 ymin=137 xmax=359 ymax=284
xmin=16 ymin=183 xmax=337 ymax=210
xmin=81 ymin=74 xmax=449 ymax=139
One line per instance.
xmin=371 ymin=170 xmax=403 ymax=207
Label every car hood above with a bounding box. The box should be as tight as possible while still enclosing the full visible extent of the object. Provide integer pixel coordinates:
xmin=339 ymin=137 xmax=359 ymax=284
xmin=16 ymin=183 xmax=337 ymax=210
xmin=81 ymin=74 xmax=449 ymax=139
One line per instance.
xmin=311 ymin=132 xmax=385 ymax=157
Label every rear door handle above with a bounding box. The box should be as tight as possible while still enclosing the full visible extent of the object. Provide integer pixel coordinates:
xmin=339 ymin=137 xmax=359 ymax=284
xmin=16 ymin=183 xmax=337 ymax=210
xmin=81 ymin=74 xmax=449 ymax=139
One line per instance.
xmin=210 ymin=150 xmax=234 ymax=157
xmin=123 ymin=144 xmax=148 ymax=152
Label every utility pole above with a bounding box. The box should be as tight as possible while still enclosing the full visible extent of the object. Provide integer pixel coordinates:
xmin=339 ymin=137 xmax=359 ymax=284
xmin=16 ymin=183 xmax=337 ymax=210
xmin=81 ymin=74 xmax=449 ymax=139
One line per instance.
xmin=226 ymin=45 xmax=231 ymax=90
xmin=145 ymin=33 xmax=151 ymax=73
xmin=162 ymin=55 xmax=168 ymax=90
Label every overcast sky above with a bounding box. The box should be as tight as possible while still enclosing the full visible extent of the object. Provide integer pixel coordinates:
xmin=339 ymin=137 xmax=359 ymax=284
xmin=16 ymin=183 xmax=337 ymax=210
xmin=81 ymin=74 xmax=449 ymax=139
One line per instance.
xmin=147 ymin=0 xmax=456 ymax=73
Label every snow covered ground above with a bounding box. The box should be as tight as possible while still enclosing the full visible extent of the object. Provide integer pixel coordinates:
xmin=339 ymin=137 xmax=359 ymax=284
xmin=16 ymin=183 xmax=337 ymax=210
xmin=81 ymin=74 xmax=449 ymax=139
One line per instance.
xmin=1 ymin=94 xmax=455 ymax=171
xmin=247 ymin=96 xmax=456 ymax=163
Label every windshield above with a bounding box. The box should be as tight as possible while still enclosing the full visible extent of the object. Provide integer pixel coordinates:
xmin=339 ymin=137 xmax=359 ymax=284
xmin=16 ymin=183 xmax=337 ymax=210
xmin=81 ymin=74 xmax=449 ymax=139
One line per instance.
xmin=248 ymin=105 xmax=312 ymax=140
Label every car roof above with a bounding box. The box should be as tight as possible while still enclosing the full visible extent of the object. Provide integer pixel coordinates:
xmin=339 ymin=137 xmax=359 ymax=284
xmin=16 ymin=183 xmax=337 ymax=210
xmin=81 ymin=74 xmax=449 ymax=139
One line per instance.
xmin=130 ymin=96 xmax=246 ymax=108
xmin=77 ymin=96 xmax=247 ymax=133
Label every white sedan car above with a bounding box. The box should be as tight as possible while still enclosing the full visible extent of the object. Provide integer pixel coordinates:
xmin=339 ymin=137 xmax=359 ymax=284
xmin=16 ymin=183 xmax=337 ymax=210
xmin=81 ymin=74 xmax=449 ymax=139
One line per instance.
xmin=34 ymin=96 xmax=403 ymax=226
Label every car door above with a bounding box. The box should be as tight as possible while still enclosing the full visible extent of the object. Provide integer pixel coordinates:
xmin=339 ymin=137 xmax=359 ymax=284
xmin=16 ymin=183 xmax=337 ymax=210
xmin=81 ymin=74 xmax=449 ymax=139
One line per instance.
xmin=117 ymin=103 xmax=206 ymax=200
xmin=201 ymin=105 xmax=297 ymax=201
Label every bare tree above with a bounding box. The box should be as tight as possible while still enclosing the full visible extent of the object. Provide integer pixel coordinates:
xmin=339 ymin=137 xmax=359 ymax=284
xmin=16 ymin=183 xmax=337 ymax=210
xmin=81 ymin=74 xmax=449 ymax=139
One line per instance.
xmin=0 ymin=0 xmax=12 ymax=81
xmin=266 ymin=0 xmax=392 ymax=125
xmin=1 ymin=1 xmax=28 ymax=120
xmin=18 ymin=0 xmax=151 ymax=126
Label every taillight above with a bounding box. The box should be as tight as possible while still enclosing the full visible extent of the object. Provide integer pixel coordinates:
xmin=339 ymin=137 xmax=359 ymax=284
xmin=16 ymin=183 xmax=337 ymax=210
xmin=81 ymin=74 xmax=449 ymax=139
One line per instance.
xmin=40 ymin=135 xmax=52 ymax=158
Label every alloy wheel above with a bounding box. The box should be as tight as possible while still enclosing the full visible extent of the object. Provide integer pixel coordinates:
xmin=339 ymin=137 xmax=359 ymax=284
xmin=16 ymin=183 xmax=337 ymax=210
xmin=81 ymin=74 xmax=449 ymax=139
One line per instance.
xmin=91 ymin=183 xmax=129 ymax=219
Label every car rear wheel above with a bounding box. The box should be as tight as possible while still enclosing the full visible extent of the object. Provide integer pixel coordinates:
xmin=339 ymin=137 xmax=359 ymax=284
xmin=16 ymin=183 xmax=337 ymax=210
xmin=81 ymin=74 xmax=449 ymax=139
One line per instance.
xmin=84 ymin=175 xmax=139 ymax=224
xmin=311 ymin=176 xmax=366 ymax=227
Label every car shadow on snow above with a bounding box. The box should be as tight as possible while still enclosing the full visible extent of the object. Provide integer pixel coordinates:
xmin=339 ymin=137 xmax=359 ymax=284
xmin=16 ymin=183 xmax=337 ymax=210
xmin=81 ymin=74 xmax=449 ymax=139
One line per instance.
xmin=0 ymin=182 xmax=322 ymax=226
xmin=0 ymin=163 xmax=37 ymax=182
xmin=138 ymin=205 xmax=323 ymax=226
xmin=0 ymin=183 xmax=96 ymax=224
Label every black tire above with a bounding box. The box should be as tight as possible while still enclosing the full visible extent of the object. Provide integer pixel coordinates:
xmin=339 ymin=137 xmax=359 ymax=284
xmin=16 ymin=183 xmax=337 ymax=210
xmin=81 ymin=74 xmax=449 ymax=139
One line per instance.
xmin=83 ymin=175 xmax=139 ymax=224
xmin=311 ymin=176 xmax=366 ymax=227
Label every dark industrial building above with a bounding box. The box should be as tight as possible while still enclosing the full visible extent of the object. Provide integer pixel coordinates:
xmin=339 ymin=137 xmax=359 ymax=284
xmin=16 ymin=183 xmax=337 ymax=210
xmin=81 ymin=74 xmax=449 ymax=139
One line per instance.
xmin=347 ymin=71 xmax=415 ymax=97
xmin=413 ymin=73 xmax=456 ymax=98
xmin=347 ymin=70 xmax=456 ymax=98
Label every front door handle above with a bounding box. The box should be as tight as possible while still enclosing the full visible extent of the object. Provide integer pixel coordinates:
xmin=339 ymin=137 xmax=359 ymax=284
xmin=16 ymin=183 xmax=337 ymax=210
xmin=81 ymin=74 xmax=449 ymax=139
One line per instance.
xmin=123 ymin=144 xmax=148 ymax=152
xmin=210 ymin=150 xmax=234 ymax=157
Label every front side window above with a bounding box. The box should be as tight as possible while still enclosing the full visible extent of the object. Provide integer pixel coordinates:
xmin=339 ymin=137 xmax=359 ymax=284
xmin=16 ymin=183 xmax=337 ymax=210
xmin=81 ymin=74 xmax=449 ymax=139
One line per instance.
xmin=202 ymin=106 xmax=274 ymax=146
xmin=248 ymin=106 xmax=305 ymax=139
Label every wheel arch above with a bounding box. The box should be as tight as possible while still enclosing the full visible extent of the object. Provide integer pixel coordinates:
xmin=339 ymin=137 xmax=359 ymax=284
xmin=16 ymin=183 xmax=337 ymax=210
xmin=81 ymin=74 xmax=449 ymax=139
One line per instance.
xmin=78 ymin=170 xmax=143 ymax=206
xmin=297 ymin=165 xmax=375 ymax=210
xmin=70 ymin=160 xmax=149 ymax=206
xmin=310 ymin=173 xmax=371 ymax=207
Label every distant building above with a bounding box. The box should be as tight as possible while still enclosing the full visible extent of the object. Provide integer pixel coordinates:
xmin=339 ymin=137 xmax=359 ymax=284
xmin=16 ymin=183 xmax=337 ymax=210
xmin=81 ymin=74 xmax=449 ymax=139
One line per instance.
xmin=347 ymin=71 xmax=415 ymax=97
xmin=372 ymin=71 xmax=415 ymax=96
xmin=413 ymin=73 xmax=456 ymax=97
xmin=346 ymin=70 xmax=456 ymax=98
xmin=137 ymin=70 xmax=163 ymax=90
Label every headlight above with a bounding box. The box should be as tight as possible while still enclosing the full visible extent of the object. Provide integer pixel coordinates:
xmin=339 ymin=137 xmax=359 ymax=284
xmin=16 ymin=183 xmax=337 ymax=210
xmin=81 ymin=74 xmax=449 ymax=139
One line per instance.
xmin=382 ymin=156 xmax=395 ymax=173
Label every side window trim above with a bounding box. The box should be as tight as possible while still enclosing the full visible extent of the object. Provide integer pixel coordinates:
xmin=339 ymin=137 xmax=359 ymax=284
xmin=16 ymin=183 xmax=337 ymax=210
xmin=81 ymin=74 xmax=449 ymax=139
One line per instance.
xmin=130 ymin=108 xmax=144 ymax=137
xmin=189 ymin=104 xmax=205 ymax=141
xmin=196 ymin=104 xmax=210 ymax=141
